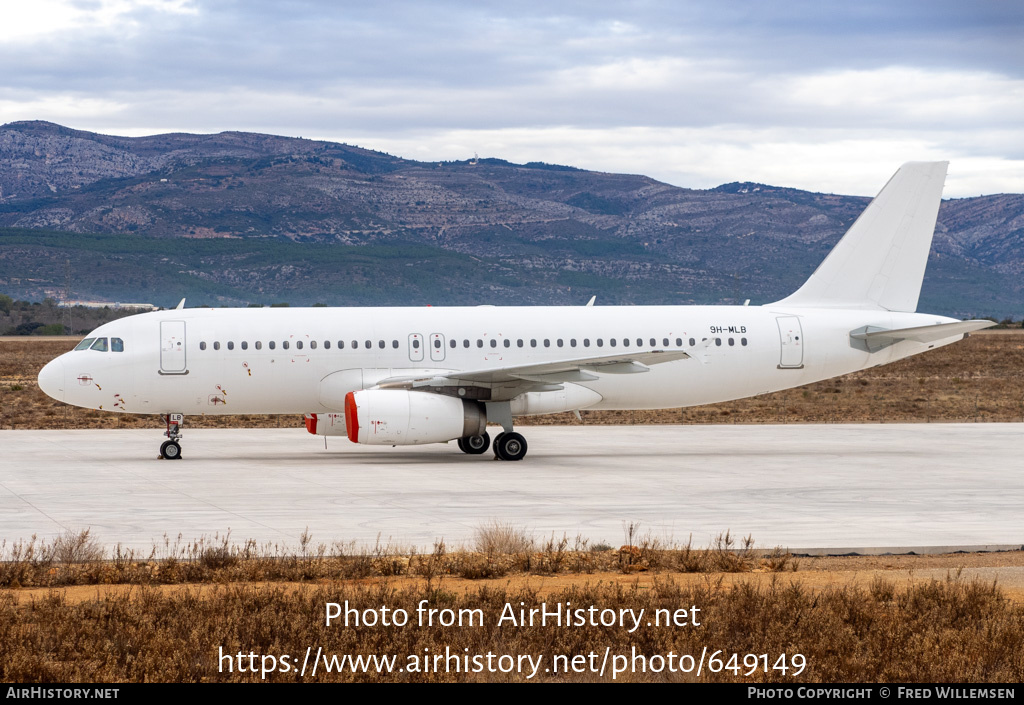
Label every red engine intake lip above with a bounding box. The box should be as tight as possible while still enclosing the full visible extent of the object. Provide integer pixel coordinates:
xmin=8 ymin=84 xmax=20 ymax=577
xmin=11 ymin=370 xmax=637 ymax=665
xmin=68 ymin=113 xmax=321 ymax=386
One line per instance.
xmin=304 ymin=413 xmax=318 ymax=435
xmin=344 ymin=392 xmax=359 ymax=443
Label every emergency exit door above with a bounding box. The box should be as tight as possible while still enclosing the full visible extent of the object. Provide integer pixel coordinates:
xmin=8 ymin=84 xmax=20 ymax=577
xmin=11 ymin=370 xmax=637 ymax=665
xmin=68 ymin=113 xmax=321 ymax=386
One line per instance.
xmin=429 ymin=333 xmax=446 ymax=361
xmin=408 ymin=333 xmax=424 ymax=362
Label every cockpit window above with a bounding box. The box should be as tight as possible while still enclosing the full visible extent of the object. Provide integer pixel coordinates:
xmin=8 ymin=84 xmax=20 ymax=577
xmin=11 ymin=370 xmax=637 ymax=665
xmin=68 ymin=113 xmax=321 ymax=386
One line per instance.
xmin=111 ymin=338 xmax=124 ymax=352
xmin=74 ymin=338 xmax=96 ymax=351
xmin=90 ymin=338 xmax=109 ymax=352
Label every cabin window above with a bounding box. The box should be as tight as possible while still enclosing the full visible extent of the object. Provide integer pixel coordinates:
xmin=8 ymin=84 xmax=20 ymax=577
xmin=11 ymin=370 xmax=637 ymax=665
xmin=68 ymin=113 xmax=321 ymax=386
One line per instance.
xmin=636 ymin=338 xmax=642 ymax=347
xmin=412 ymin=339 xmax=420 ymax=349
xmin=378 ymin=340 xmax=385 ymax=349
xmin=295 ymin=340 xmax=303 ymax=350
xmin=282 ymin=341 xmax=289 ymax=350
xmin=517 ymin=339 xmax=524 ymax=348
xmin=490 ymin=339 xmax=497 ymax=348
xmin=255 ymin=341 xmax=262 ymax=350
xmin=227 ymin=341 xmax=234 ymax=350
xmin=609 ymin=338 xmax=616 ymax=347
xmin=90 ymin=338 xmax=108 ymax=352
xmin=741 ymin=338 xmax=748 ymax=346
xmin=674 ymin=338 xmax=680 ymax=347
xmin=310 ymin=340 xmax=317 ymax=349
xmin=463 ymin=339 xmax=470 ymax=348
xmin=199 ymin=341 xmax=207 ymax=351
xmin=449 ymin=339 xmax=456 ymax=348
xmin=213 ymin=341 xmax=220 ymax=351
xmin=434 ymin=339 xmax=441 ymax=349
xmin=269 ymin=341 xmax=276 ymax=350
xmin=477 ymin=339 xmax=483 ymax=348
xmin=365 ymin=340 xmax=371 ymax=349
xmin=544 ymin=339 xmax=550 ymax=347
xmin=324 ymin=340 xmax=330 ymax=349
xmin=75 ymin=338 xmax=96 ymax=351
xmin=728 ymin=338 xmax=735 ymax=346
xmin=650 ymin=338 xmax=656 ymax=347
xmin=715 ymin=338 xmax=722 ymax=346
xmin=583 ymin=338 xmax=590 ymax=347
xmin=622 ymin=338 xmax=629 ymax=347
xmin=392 ymin=340 xmax=399 ymax=349
xmin=530 ymin=339 xmax=537 ymax=348
xmin=557 ymin=339 xmax=564 ymax=347
xmin=504 ymin=339 xmax=511 ymax=348
xmin=351 ymin=340 xmax=358 ymax=349
xmin=689 ymin=338 xmax=696 ymax=347
xmin=337 ymin=340 xmax=343 ymax=349
xmin=662 ymin=338 xmax=669 ymax=346
xmin=570 ymin=338 xmax=577 ymax=347
xmin=111 ymin=338 xmax=124 ymax=352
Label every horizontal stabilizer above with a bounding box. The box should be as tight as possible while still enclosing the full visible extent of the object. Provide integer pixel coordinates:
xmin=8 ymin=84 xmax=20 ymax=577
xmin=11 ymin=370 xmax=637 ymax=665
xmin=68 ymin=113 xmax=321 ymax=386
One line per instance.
xmin=850 ymin=319 xmax=995 ymax=352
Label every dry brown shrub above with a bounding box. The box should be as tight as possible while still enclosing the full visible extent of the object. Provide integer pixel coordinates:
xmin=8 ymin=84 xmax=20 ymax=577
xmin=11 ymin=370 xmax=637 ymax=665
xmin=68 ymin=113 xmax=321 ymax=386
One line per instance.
xmin=473 ymin=520 xmax=533 ymax=556
xmin=2 ymin=573 xmax=1022 ymax=682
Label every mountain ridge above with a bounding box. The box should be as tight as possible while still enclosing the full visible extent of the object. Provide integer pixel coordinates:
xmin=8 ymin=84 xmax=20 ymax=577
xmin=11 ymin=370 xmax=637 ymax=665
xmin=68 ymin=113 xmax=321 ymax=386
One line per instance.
xmin=0 ymin=121 xmax=1021 ymax=317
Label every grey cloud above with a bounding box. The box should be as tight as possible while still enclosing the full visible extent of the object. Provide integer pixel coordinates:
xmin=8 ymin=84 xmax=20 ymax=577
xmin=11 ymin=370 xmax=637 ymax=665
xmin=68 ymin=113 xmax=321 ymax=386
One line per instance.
xmin=8 ymin=1 xmax=1016 ymax=94
xmin=1 ymin=0 xmax=1021 ymax=195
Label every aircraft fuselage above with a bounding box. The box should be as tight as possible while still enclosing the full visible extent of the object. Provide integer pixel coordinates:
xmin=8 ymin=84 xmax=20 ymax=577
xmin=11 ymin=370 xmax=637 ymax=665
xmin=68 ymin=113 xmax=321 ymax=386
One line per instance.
xmin=38 ymin=304 xmax=961 ymax=416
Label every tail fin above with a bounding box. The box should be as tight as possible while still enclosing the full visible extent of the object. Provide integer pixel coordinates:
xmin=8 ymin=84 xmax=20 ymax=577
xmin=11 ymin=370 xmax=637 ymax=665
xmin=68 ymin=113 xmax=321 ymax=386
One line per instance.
xmin=775 ymin=161 xmax=948 ymax=312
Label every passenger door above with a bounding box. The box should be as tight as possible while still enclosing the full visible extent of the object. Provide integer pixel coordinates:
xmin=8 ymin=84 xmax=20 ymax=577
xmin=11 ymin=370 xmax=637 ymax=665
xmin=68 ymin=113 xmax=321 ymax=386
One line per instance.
xmin=776 ymin=316 xmax=804 ymax=369
xmin=160 ymin=321 xmax=187 ymax=373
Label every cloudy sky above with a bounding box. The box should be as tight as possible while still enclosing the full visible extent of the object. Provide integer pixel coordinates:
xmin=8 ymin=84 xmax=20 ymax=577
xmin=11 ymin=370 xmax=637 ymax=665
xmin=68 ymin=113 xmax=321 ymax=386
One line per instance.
xmin=1 ymin=0 xmax=1022 ymax=196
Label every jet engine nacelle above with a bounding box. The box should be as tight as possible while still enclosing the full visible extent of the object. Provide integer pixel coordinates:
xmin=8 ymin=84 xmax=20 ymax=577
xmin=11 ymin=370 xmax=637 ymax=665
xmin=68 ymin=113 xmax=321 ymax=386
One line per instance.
xmin=344 ymin=389 xmax=486 ymax=445
xmin=304 ymin=413 xmax=348 ymax=436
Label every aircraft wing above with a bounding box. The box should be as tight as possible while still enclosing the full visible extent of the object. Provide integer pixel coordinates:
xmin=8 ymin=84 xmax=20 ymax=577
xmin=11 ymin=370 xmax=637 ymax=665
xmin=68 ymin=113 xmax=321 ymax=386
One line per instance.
xmin=374 ymin=349 xmax=690 ymax=394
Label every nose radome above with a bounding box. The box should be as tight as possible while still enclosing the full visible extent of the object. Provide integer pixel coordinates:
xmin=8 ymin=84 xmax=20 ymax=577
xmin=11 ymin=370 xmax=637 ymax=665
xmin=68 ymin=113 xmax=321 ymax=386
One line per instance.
xmin=38 ymin=357 xmax=66 ymax=402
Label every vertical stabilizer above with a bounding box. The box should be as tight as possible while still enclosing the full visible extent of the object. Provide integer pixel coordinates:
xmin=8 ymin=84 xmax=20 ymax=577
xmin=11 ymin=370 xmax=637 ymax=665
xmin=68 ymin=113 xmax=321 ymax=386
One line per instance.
xmin=775 ymin=161 xmax=948 ymax=312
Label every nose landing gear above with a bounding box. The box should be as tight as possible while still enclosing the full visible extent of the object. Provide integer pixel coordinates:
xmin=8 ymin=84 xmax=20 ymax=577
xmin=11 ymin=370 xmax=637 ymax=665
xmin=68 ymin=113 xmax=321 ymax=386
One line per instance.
xmin=160 ymin=413 xmax=184 ymax=460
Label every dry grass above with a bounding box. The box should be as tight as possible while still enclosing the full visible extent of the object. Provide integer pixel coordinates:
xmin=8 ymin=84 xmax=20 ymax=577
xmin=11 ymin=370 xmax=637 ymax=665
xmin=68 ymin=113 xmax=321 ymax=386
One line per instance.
xmin=0 ymin=530 xmax=799 ymax=589
xmin=1 ymin=573 xmax=1022 ymax=682
xmin=473 ymin=520 xmax=534 ymax=556
xmin=2 ymin=531 xmax=1023 ymax=681
xmin=3 ymin=332 xmax=1024 ymax=429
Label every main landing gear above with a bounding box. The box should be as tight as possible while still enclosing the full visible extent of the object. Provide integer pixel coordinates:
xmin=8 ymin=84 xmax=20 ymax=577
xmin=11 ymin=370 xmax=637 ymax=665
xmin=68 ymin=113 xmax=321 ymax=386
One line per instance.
xmin=457 ymin=432 xmax=490 ymax=455
xmin=456 ymin=430 xmax=528 ymax=460
xmin=475 ymin=401 xmax=529 ymax=461
xmin=492 ymin=431 xmax=528 ymax=461
xmin=160 ymin=413 xmax=184 ymax=460
xmin=455 ymin=402 xmax=530 ymax=461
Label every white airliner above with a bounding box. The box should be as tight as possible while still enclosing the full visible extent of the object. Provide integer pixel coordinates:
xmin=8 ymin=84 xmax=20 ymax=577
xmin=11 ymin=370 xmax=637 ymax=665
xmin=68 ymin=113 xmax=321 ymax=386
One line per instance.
xmin=37 ymin=162 xmax=993 ymax=461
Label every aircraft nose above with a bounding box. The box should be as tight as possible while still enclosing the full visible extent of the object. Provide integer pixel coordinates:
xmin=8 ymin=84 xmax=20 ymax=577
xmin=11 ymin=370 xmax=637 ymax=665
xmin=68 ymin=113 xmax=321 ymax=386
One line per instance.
xmin=38 ymin=357 xmax=66 ymax=402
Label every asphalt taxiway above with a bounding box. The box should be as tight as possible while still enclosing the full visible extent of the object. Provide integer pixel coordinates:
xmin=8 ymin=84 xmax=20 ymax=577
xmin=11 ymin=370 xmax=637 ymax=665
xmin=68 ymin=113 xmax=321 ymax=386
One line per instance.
xmin=0 ymin=424 xmax=1021 ymax=553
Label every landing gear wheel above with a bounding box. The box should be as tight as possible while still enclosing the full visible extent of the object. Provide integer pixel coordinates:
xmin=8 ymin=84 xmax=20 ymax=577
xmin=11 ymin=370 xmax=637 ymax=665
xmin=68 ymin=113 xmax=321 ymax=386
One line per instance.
xmin=493 ymin=431 xmax=527 ymax=461
xmin=160 ymin=440 xmax=182 ymax=460
xmin=458 ymin=432 xmax=490 ymax=455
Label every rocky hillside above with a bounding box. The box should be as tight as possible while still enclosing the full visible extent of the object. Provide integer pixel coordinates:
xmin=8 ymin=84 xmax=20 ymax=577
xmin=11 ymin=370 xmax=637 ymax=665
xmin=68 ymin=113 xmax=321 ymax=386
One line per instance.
xmin=1 ymin=121 xmax=1021 ymax=317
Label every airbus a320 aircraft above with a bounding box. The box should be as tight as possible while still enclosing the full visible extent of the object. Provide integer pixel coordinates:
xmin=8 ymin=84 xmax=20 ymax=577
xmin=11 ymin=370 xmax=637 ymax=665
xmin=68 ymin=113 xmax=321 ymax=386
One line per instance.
xmin=37 ymin=162 xmax=993 ymax=461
